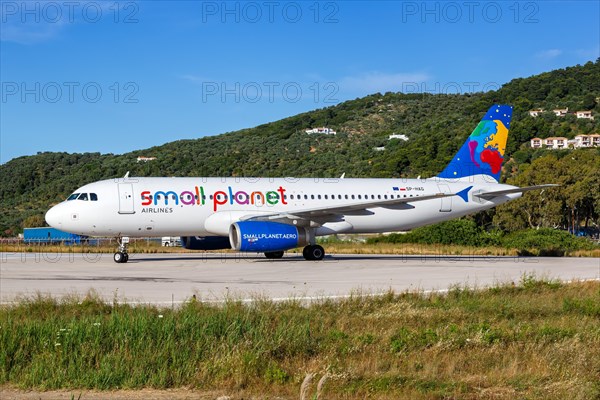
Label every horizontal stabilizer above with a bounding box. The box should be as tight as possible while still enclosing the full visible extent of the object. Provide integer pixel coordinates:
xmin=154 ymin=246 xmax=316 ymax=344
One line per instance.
xmin=474 ymin=184 xmax=559 ymax=200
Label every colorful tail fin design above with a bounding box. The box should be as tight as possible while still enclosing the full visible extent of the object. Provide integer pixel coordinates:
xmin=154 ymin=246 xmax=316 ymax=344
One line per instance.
xmin=438 ymin=104 xmax=512 ymax=182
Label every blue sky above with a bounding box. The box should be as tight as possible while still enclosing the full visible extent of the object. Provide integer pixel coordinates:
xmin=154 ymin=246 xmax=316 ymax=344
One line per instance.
xmin=1 ymin=0 xmax=598 ymax=163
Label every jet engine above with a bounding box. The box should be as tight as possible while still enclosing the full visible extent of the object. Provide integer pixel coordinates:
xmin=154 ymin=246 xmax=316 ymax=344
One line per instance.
xmin=229 ymin=221 xmax=309 ymax=252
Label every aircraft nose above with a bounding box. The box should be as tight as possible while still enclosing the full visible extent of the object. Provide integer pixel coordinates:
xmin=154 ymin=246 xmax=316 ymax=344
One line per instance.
xmin=45 ymin=205 xmax=62 ymax=229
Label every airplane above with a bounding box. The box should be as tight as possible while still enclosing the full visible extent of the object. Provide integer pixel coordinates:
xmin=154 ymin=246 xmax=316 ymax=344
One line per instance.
xmin=45 ymin=104 xmax=557 ymax=262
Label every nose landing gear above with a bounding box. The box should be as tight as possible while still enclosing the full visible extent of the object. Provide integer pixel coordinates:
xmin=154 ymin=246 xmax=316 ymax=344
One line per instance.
xmin=113 ymin=236 xmax=130 ymax=263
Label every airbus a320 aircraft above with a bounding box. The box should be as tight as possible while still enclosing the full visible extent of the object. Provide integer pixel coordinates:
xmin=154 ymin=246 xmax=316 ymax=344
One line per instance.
xmin=45 ymin=105 xmax=556 ymax=262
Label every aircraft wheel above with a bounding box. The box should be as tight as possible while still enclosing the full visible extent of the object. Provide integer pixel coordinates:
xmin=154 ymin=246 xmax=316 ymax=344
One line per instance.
xmin=264 ymin=251 xmax=284 ymax=259
xmin=113 ymin=252 xmax=127 ymax=263
xmin=123 ymin=253 xmax=129 ymax=263
xmin=302 ymin=245 xmax=311 ymax=260
xmin=303 ymin=245 xmax=325 ymax=261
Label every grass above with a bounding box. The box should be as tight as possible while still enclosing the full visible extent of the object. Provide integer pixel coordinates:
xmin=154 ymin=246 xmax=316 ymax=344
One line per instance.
xmin=1 ymin=278 xmax=599 ymax=399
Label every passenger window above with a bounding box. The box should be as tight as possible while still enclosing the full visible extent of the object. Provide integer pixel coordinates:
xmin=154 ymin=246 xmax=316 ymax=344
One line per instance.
xmin=358 ymin=195 xmax=362 ymax=199
xmin=345 ymin=195 xmax=348 ymax=199
xmin=78 ymin=193 xmax=88 ymax=201
xmin=318 ymin=195 xmax=322 ymax=200
xmin=90 ymin=193 xmax=98 ymax=201
xmin=324 ymin=195 xmax=328 ymax=200
xmin=351 ymin=195 xmax=355 ymax=200
xmin=67 ymin=193 xmax=80 ymax=201
xmin=384 ymin=195 xmax=388 ymax=199
xmin=378 ymin=195 xmax=381 ymax=199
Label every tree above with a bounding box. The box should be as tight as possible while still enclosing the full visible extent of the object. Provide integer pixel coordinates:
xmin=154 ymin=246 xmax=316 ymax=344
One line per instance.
xmin=22 ymin=215 xmax=46 ymax=229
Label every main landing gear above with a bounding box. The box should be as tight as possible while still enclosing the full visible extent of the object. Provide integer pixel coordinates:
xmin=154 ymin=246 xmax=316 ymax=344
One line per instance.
xmin=113 ymin=237 xmax=130 ymax=263
xmin=302 ymin=244 xmax=325 ymax=261
xmin=262 ymin=245 xmax=325 ymax=260
xmin=264 ymin=251 xmax=284 ymax=259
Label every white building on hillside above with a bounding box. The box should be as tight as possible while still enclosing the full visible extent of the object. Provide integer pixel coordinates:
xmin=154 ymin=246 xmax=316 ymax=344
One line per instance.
xmin=574 ymin=134 xmax=600 ymax=148
xmin=305 ymin=127 xmax=337 ymax=135
xmin=388 ymin=134 xmax=409 ymax=141
xmin=552 ymin=108 xmax=569 ymax=116
xmin=529 ymin=109 xmax=544 ymax=117
xmin=543 ymin=137 xmax=568 ymax=149
xmin=576 ymin=110 xmax=594 ymax=120
xmin=530 ymin=138 xmax=543 ymax=149
xmin=137 ymin=156 xmax=157 ymax=162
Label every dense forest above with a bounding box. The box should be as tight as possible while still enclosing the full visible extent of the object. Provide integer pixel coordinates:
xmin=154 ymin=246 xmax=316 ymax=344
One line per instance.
xmin=1 ymin=60 xmax=599 ymax=236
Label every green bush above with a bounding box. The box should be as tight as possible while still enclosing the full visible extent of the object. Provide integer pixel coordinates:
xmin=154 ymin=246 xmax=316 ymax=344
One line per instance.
xmin=502 ymin=228 xmax=595 ymax=253
xmin=367 ymin=219 xmax=502 ymax=247
xmin=368 ymin=221 xmax=598 ymax=255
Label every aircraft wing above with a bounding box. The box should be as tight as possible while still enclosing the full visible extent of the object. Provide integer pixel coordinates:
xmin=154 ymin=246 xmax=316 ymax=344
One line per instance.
xmin=240 ymin=192 xmax=454 ymax=225
xmin=474 ymin=184 xmax=560 ymax=200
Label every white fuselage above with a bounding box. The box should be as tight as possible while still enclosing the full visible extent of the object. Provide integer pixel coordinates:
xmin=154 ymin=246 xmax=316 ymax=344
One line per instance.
xmin=45 ymin=176 xmax=520 ymax=238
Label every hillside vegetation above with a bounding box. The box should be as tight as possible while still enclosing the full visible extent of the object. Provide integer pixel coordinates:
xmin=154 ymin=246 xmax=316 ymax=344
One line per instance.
xmin=1 ymin=60 xmax=599 ymax=236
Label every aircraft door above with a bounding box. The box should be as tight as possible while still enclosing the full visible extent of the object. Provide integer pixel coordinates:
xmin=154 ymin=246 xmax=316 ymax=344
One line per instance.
xmin=118 ymin=183 xmax=135 ymax=214
xmin=252 ymin=191 xmax=264 ymax=208
xmin=437 ymin=184 xmax=452 ymax=212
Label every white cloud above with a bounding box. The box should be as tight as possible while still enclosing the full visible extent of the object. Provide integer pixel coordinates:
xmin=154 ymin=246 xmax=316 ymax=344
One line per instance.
xmin=0 ymin=21 xmax=66 ymax=45
xmin=0 ymin=1 xmax=138 ymax=44
xmin=535 ymin=49 xmax=562 ymax=59
xmin=180 ymin=74 xmax=206 ymax=84
xmin=339 ymin=71 xmax=431 ymax=94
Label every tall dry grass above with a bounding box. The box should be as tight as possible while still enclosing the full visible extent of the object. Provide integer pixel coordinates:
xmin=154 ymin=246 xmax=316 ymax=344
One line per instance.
xmin=1 ymin=279 xmax=599 ymax=399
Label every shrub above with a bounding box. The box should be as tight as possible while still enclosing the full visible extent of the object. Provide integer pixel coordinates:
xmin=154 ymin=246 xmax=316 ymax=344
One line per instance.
xmin=367 ymin=219 xmax=501 ymax=247
xmin=502 ymin=228 xmax=595 ymax=254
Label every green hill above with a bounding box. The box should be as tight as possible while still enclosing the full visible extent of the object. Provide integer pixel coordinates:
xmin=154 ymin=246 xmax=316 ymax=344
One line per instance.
xmin=1 ymin=60 xmax=599 ymax=236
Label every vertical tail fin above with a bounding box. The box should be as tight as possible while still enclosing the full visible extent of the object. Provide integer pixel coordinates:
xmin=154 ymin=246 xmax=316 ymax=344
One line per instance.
xmin=437 ymin=104 xmax=512 ymax=182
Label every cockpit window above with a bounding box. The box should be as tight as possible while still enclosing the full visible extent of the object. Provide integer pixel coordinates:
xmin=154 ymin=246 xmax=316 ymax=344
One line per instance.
xmin=78 ymin=193 xmax=89 ymax=201
xmin=67 ymin=193 xmax=80 ymax=201
xmin=90 ymin=193 xmax=98 ymax=201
